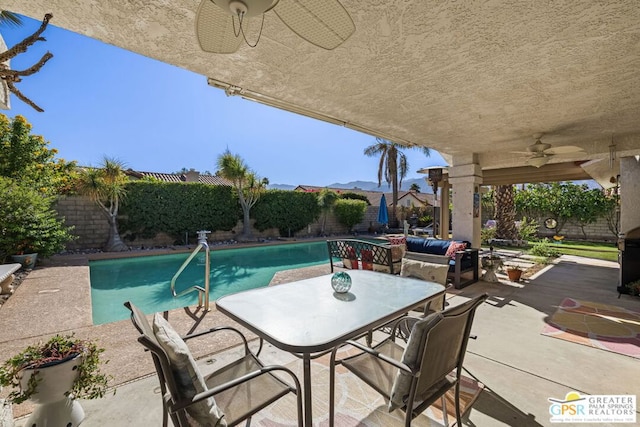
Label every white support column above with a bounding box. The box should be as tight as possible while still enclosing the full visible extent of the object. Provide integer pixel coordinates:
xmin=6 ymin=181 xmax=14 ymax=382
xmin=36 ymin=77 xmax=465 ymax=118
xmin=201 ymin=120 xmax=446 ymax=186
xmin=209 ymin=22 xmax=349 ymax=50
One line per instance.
xmin=619 ymin=156 xmax=640 ymax=234
xmin=448 ymin=154 xmax=483 ymax=248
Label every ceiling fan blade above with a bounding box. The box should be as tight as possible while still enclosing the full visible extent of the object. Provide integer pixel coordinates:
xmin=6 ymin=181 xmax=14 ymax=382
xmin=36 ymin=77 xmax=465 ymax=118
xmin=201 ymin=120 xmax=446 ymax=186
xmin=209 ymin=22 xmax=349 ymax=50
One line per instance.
xmin=544 ymin=145 xmax=585 ymax=155
xmin=274 ymin=0 xmax=355 ymax=50
xmin=196 ymin=0 xmax=243 ymax=54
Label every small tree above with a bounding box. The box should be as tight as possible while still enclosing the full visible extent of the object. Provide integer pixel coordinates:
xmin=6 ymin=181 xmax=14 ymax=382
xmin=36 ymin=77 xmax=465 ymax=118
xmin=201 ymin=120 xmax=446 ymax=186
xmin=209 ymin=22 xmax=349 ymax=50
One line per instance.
xmin=0 ymin=114 xmax=76 ymax=194
xmin=0 ymin=177 xmax=74 ymax=261
xmin=216 ymin=150 xmax=266 ymax=240
xmin=76 ymin=157 xmax=129 ymax=252
xmin=317 ymin=188 xmax=339 ymax=236
xmin=333 ymin=199 xmax=367 ymax=233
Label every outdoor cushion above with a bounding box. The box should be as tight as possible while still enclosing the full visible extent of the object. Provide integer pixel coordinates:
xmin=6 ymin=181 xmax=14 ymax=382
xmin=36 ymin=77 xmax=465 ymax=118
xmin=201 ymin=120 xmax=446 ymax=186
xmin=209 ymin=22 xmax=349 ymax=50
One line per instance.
xmin=388 ymin=312 xmax=443 ymax=411
xmin=400 ymin=258 xmax=449 ymax=285
xmin=153 ymin=313 xmax=226 ymax=426
xmin=405 ymin=237 xmax=451 ymax=255
xmin=389 ymin=244 xmax=406 ymax=262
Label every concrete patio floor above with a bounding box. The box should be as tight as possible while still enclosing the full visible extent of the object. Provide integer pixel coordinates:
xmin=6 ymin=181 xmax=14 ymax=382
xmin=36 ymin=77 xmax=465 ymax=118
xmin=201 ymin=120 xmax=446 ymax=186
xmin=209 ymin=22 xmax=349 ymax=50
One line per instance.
xmin=1 ymin=252 xmax=638 ymax=426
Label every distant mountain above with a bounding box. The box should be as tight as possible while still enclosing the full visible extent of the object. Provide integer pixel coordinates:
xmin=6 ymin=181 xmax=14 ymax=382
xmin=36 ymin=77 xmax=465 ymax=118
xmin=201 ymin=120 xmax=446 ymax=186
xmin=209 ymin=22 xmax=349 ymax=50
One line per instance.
xmin=328 ymin=178 xmax=433 ymax=193
xmin=268 ymin=178 xmax=433 ymax=192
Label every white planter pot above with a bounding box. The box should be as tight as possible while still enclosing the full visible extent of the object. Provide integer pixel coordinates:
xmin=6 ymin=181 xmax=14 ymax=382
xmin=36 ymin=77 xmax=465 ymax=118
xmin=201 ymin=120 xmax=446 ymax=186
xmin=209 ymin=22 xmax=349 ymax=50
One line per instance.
xmin=19 ymin=355 xmax=85 ymax=427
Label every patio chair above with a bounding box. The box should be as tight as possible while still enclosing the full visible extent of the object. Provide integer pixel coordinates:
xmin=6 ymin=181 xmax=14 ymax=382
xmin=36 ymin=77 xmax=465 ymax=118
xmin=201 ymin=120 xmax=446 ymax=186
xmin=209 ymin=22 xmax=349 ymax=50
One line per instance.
xmin=124 ymin=301 xmax=303 ymax=427
xmin=329 ymin=293 xmax=488 ymax=427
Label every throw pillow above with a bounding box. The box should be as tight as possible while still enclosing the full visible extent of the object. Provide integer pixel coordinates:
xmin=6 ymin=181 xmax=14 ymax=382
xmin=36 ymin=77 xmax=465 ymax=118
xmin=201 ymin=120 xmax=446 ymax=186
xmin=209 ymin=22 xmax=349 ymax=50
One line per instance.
xmin=342 ymin=245 xmax=359 ymax=269
xmin=153 ymin=314 xmax=227 ymax=426
xmin=388 ymin=312 xmax=443 ymax=411
xmin=387 ymin=235 xmax=407 ymax=246
xmin=361 ymin=249 xmax=374 ymax=270
xmin=400 ymin=258 xmax=449 ymax=285
xmin=444 ymin=241 xmax=467 ymax=259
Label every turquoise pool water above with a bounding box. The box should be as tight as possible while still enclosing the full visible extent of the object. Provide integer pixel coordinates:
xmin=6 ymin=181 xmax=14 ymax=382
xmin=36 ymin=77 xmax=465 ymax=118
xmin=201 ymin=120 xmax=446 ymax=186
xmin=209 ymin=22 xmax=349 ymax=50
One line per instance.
xmin=90 ymin=241 xmax=330 ymax=324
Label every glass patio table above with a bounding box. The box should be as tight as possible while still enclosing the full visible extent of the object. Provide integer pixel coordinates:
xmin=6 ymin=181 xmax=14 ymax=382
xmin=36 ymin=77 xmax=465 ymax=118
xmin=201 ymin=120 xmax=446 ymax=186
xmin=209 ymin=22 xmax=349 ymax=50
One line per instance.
xmin=215 ymin=269 xmax=445 ymax=426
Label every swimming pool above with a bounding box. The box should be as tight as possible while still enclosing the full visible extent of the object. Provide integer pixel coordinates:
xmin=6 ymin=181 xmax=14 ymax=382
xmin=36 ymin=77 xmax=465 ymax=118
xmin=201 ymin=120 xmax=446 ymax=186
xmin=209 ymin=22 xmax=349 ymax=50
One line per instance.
xmin=90 ymin=241 xmax=330 ymax=324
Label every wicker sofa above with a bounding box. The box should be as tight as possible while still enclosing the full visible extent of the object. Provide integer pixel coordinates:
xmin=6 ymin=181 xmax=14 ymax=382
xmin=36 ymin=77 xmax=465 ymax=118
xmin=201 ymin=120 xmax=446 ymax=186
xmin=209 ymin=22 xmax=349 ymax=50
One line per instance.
xmin=404 ymin=236 xmax=479 ymax=289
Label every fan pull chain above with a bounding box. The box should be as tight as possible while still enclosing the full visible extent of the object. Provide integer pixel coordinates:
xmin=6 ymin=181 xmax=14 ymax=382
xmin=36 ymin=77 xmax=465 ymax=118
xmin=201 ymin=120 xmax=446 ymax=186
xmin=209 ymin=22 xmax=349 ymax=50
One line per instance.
xmin=231 ymin=12 xmax=265 ymax=49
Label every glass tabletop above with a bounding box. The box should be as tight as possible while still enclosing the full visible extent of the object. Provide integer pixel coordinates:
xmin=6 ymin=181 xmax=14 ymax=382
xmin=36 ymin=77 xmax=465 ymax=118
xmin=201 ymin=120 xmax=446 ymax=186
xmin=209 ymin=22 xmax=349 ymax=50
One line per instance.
xmin=216 ymin=270 xmax=445 ymax=354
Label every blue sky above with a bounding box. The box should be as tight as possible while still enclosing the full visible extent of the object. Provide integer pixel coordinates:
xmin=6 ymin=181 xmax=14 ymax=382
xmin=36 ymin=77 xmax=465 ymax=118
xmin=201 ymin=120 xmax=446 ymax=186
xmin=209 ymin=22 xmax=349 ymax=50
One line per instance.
xmin=1 ymin=14 xmax=446 ymax=187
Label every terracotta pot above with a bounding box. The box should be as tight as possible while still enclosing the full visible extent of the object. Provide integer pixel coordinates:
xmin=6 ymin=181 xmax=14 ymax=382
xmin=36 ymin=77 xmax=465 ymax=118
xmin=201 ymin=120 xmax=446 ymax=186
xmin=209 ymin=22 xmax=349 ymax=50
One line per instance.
xmin=507 ymin=268 xmax=523 ymax=282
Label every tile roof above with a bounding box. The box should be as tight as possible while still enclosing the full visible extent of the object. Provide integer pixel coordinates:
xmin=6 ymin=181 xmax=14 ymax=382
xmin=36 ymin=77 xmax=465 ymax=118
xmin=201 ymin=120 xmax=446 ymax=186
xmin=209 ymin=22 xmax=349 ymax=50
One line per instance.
xmin=125 ymin=169 xmax=232 ymax=186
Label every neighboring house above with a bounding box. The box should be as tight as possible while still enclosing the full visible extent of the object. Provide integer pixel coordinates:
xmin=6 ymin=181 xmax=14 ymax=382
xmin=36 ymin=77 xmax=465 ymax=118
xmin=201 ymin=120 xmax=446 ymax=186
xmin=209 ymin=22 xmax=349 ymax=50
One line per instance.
xmin=396 ymin=190 xmax=438 ymax=209
xmin=125 ymin=168 xmax=232 ymax=186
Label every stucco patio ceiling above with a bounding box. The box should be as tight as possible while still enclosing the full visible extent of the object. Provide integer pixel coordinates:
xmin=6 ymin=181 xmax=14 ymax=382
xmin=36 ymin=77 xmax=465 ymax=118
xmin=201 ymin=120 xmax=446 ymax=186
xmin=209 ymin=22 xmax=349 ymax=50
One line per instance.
xmin=5 ymin=1 xmax=640 ymax=179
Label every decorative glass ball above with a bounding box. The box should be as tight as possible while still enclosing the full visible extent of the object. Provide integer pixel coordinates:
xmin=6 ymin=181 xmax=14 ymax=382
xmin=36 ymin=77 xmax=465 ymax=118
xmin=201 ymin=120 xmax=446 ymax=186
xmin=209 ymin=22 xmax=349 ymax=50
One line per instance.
xmin=331 ymin=272 xmax=352 ymax=293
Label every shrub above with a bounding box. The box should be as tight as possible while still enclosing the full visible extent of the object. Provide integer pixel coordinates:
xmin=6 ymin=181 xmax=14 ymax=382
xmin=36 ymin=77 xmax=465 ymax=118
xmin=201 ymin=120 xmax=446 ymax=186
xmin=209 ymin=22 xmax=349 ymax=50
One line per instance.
xmin=119 ymin=181 xmax=240 ymax=240
xmin=517 ymin=217 xmax=539 ymax=241
xmin=252 ymin=190 xmax=320 ymax=237
xmin=0 ymin=177 xmax=75 ymax=261
xmin=333 ymin=199 xmax=367 ymax=232
xmin=529 ymin=238 xmax=560 ymax=258
xmin=340 ymin=192 xmax=370 ymax=205
xmin=481 ymin=226 xmax=496 ymax=244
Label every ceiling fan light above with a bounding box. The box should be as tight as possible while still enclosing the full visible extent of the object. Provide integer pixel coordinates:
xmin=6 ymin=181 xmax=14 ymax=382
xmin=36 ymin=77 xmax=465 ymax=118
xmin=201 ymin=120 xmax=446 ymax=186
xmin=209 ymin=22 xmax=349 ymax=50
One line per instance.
xmin=214 ymin=0 xmax=279 ymax=17
xmin=527 ymin=156 xmax=549 ymax=168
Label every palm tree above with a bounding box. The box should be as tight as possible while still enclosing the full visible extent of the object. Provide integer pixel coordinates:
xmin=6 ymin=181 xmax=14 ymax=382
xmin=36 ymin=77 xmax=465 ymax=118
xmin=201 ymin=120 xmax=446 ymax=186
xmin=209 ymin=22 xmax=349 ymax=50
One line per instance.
xmin=410 ymin=183 xmax=421 ymax=192
xmin=317 ymin=188 xmax=340 ymax=236
xmin=76 ymin=157 xmax=129 ymax=252
xmin=364 ymin=137 xmax=430 ymax=227
xmin=216 ymin=150 xmax=266 ymax=240
xmin=494 ymin=185 xmax=518 ymax=240
xmin=0 ymin=11 xmax=22 ymax=27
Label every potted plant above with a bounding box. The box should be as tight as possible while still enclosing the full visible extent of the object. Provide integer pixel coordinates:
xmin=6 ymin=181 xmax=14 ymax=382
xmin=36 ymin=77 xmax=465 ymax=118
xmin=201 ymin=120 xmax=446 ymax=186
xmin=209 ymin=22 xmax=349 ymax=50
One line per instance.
xmin=624 ymin=279 xmax=640 ymax=296
xmin=506 ymin=265 xmax=523 ymax=282
xmin=0 ymin=334 xmax=112 ymax=426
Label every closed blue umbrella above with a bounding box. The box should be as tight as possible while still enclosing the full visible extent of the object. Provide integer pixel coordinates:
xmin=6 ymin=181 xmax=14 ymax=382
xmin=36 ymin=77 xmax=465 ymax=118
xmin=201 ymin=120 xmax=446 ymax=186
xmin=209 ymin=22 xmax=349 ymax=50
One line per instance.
xmin=377 ymin=194 xmax=389 ymax=225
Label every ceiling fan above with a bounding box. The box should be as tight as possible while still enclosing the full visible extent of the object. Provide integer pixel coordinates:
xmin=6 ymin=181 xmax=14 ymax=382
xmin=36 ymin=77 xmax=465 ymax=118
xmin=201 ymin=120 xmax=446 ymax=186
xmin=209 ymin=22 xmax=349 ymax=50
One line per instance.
xmin=511 ymin=133 xmax=585 ymax=168
xmin=196 ymin=0 xmax=355 ymax=54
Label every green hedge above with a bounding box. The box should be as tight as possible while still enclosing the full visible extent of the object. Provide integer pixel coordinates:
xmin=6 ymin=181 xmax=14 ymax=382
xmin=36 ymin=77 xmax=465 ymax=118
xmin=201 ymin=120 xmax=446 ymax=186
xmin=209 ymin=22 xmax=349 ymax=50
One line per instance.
xmin=333 ymin=199 xmax=367 ymax=231
xmin=252 ymin=190 xmax=321 ymax=237
xmin=119 ymin=181 xmax=240 ymax=241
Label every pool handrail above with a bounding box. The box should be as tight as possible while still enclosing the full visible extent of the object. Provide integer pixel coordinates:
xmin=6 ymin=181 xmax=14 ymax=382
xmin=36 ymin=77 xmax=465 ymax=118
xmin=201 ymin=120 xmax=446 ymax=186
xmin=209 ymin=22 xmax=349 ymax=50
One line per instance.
xmin=170 ymin=231 xmax=211 ymax=310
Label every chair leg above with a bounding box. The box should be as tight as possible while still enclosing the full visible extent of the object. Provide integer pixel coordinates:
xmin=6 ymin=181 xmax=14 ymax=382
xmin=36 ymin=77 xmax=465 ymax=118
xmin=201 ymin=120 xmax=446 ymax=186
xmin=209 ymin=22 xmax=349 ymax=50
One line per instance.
xmin=329 ymin=350 xmax=338 ymax=427
xmin=441 ymin=395 xmax=449 ymax=427
xmin=245 ymin=416 xmax=251 ymax=426
xmin=454 ymin=381 xmax=462 ymax=427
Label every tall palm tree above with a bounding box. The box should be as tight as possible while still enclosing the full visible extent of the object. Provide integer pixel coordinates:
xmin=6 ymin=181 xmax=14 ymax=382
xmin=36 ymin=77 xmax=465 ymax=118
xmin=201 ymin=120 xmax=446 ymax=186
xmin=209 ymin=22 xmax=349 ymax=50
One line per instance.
xmin=494 ymin=185 xmax=518 ymax=240
xmin=216 ymin=150 xmax=266 ymax=240
xmin=364 ymin=137 xmax=430 ymax=227
xmin=76 ymin=157 xmax=129 ymax=252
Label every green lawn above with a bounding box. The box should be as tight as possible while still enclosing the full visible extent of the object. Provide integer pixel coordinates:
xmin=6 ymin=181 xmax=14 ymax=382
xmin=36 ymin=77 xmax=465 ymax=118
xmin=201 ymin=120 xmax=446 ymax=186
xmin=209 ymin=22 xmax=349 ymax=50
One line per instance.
xmin=493 ymin=240 xmax=619 ymax=262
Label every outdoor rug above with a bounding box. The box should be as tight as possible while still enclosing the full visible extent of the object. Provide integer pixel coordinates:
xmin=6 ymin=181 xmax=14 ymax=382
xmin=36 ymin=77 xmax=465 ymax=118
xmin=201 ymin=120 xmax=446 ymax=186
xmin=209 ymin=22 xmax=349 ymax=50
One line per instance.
xmin=252 ymin=350 xmax=484 ymax=426
xmin=541 ymin=298 xmax=640 ymax=359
